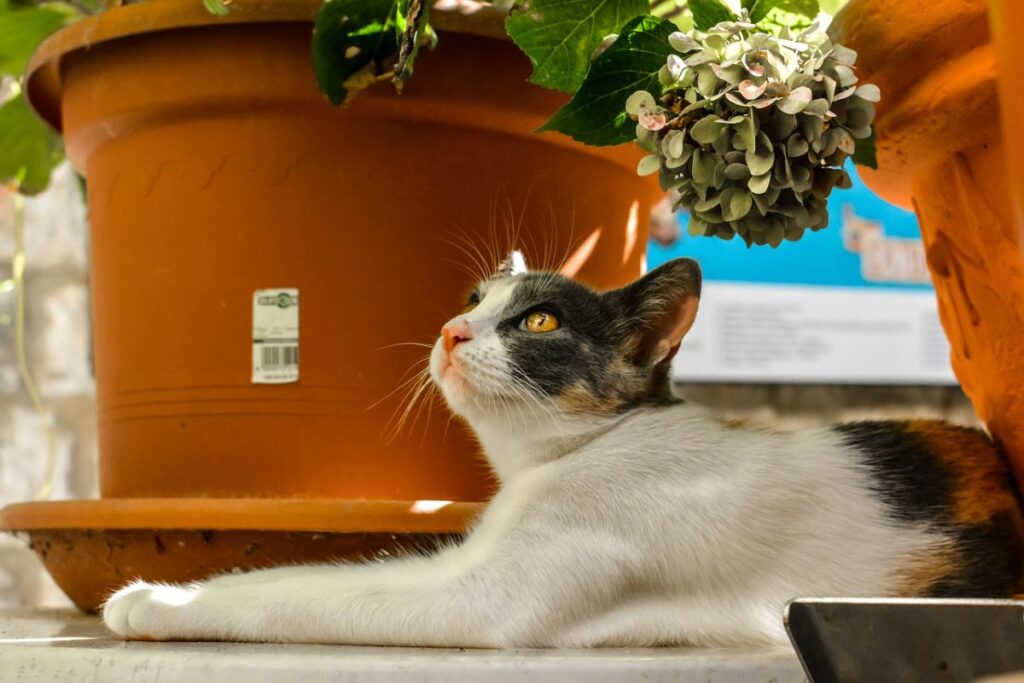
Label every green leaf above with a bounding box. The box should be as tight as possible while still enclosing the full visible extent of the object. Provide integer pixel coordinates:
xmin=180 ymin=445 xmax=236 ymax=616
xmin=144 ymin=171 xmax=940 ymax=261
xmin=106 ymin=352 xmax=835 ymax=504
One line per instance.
xmin=202 ymin=0 xmax=230 ymax=17
xmin=0 ymin=90 xmax=63 ymax=194
xmin=727 ymin=189 xmax=752 ymax=221
xmin=312 ymin=0 xmax=401 ymax=106
xmin=688 ymin=0 xmax=735 ymax=30
xmin=539 ymin=15 xmax=675 ymax=146
xmin=690 ymin=116 xmax=724 ymax=144
xmin=649 ymin=0 xmax=693 ymax=30
xmin=0 ymin=2 xmax=78 ymax=77
xmin=852 ymin=128 xmax=877 ymax=169
xmin=751 ymin=0 xmax=819 ymax=26
xmin=819 ymin=0 xmax=849 ymax=14
xmin=505 ymin=0 xmax=649 ymax=93
xmin=741 ymin=0 xmax=756 ymax=9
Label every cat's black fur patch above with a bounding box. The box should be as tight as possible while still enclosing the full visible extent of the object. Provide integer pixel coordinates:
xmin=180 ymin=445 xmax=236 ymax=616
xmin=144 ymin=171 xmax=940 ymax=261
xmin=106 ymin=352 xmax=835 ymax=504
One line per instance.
xmin=499 ymin=274 xmax=619 ymax=398
xmin=494 ymin=260 xmax=700 ymax=413
xmin=836 ymin=421 xmax=954 ymax=523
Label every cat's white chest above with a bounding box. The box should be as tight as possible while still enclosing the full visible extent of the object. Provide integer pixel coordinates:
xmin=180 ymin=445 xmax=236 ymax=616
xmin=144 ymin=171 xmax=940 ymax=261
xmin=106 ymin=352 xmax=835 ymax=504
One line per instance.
xmin=446 ymin=463 xmax=557 ymax=569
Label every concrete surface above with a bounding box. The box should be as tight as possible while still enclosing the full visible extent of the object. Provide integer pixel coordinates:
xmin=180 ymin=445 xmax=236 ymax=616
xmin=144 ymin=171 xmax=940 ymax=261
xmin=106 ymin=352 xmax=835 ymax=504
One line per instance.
xmin=0 ymin=608 xmax=806 ymax=682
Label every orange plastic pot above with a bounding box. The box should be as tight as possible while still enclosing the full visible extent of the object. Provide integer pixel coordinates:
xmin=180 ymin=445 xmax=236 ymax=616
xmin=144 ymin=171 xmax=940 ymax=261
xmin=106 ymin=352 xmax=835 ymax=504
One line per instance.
xmin=0 ymin=0 xmax=654 ymax=610
xmin=25 ymin=0 xmax=652 ymax=498
xmin=833 ymin=0 xmax=1024 ymax=482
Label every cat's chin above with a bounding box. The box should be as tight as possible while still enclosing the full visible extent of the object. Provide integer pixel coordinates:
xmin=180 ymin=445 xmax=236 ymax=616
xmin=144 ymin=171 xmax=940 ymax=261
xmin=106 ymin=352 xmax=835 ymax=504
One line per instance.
xmin=438 ymin=370 xmax=472 ymax=401
xmin=429 ymin=346 xmax=474 ymax=417
xmin=438 ymin=375 xmax=506 ymax=424
xmin=432 ymin=372 xmax=503 ymax=424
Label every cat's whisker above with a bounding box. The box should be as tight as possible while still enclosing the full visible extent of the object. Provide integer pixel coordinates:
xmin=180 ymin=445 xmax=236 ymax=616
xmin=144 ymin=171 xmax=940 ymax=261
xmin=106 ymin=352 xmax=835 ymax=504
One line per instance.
xmin=515 ymin=184 xmax=534 ymax=256
xmin=486 ymin=192 xmax=501 ymax=274
xmin=468 ymin=360 xmax=565 ymax=436
xmin=368 ymin=357 xmax=433 ymax=413
xmin=500 ymin=188 xmax=527 ymax=267
xmin=497 ymin=188 xmax=516 ymax=265
xmin=381 ymin=362 xmax=433 ymax=430
xmin=442 ymin=256 xmax=486 ymax=283
xmin=414 ymin=384 xmax=442 ymax=449
xmin=440 ymin=230 xmax=492 ymax=283
xmin=377 ymin=341 xmax=436 ymax=351
xmin=507 ymin=363 xmax=571 ymax=433
xmin=541 ymin=201 xmax=559 ymax=273
xmin=446 ymin=225 xmax=495 ymax=282
xmin=384 ymin=370 xmax=436 ymax=444
xmin=442 ymin=410 xmax=457 ymax=443
xmin=493 ymin=384 xmax=529 ymax=436
xmin=541 ymin=207 xmax=581 ymax=280
xmin=426 ymin=390 xmax=451 ymax=447
xmin=505 ymin=376 xmax=565 ymax=435
xmin=471 ymin=368 xmax=522 ymax=435
xmin=537 ymin=204 xmax=555 ymax=274
xmin=381 ymin=375 xmax=431 ymax=435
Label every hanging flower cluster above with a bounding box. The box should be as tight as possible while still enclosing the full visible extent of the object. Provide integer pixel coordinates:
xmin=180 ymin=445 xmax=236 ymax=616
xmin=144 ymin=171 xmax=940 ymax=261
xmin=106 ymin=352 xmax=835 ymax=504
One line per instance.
xmin=630 ymin=14 xmax=879 ymax=247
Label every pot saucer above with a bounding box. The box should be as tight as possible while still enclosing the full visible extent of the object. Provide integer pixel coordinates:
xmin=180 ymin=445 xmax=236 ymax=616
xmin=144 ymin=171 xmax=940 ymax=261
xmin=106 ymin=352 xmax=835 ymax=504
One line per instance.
xmin=0 ymin=498 xmax=485 ymax=612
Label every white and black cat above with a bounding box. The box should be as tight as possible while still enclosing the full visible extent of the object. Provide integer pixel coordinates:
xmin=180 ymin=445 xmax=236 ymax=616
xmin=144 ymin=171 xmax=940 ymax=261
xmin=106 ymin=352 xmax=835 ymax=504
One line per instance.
xmin=103 ymin=257 xmax=1023 ymax=646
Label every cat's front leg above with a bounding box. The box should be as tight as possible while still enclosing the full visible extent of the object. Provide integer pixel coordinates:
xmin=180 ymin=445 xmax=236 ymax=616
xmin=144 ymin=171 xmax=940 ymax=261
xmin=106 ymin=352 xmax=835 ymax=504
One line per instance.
xmin=103 ymin=528 xmax=633 ymax=646
xmin=102 ymin=558 xmax=479 ymax=645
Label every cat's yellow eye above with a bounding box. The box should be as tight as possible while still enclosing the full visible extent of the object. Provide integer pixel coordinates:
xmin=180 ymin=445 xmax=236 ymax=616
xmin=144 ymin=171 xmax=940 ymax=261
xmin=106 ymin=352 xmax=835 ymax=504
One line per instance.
xmin=524 ymin=311 xmax=560 ymax=333
xmin=462 ymin=293 xmax=480 ymax=314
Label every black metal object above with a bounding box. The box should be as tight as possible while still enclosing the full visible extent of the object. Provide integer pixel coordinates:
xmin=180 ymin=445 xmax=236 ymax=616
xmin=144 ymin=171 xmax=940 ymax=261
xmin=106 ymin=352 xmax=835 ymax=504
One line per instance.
xmin=785 ymin=598 xmax=1024 ymax=683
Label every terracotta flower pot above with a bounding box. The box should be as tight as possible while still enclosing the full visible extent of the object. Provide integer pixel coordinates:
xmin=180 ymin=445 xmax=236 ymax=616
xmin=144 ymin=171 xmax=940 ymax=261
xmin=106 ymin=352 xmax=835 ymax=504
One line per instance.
xmin=989 ymin=0 xmax=1024 ymax=235
xmin=832 ymin=0 xmax=1024 ymax=481
xmin=0 ymin=0 xmax=655 ymax=610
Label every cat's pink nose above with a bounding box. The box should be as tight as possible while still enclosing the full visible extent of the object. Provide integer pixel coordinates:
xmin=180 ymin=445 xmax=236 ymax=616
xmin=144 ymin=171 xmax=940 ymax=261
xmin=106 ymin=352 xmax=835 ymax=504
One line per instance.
xmin=442 ymin=320 xmax=472 ymax=354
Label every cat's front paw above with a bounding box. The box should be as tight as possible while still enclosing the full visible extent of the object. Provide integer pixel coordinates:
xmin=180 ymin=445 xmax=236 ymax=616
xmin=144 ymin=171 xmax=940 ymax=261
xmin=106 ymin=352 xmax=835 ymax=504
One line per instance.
xmin=103 ymin=581 xmax=198 ymax=641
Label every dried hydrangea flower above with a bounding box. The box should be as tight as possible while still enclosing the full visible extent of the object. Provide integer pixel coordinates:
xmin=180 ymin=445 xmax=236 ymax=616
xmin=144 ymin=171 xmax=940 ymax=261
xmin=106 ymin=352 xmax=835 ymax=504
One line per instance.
xmin=628 ymin=13 xmax=877 ymax=247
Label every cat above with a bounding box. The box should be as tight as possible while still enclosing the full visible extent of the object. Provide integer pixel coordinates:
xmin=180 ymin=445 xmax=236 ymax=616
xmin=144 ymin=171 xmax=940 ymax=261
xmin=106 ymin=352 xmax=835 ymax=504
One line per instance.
xmin=102 ymin=256 xmax=1024 ymax=647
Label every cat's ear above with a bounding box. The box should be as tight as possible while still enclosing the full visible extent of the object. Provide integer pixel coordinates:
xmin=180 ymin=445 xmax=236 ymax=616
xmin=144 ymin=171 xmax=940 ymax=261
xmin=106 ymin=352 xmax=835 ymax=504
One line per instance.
xmin=605 ymin=258 xmax=701 ymax=367
xmin=494 ymin=250 xmax=528 ymax=278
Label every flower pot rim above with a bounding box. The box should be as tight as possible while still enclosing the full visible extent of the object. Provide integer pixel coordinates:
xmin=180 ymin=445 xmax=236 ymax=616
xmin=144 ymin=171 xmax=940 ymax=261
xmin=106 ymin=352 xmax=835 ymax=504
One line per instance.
xmin=0 ymin=498 xmax=484 ymax=533
xmin=24 ymin=0 xmax=509 ymax=133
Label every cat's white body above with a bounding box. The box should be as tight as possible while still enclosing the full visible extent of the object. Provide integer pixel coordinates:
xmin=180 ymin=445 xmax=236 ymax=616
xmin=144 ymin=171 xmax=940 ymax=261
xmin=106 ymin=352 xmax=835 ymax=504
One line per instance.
xmin=104 ymin=393 xmax=943 ymax=647
xmin=103 ymin=262 xmax=953 ymax=646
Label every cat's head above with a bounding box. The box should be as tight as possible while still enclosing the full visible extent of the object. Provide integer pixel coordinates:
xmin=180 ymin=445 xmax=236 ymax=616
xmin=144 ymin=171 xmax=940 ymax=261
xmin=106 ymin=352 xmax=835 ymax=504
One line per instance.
xmin=429 ymin=255 xmax=701 ymax=427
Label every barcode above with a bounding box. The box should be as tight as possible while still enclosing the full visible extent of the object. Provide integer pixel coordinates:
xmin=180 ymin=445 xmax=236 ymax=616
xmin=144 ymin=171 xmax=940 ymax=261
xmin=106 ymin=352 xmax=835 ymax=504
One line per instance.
xmin=261 ymin=345 xmax=298 ymax=368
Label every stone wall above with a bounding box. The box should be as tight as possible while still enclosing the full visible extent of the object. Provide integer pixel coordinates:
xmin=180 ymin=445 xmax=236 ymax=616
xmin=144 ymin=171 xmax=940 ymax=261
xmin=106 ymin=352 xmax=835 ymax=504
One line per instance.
xmin=0 ymin=165 xmax=94 ymax=608
xmin=682 ymin=384 xmax=978 ymax=430
xmin=0 ymin=167 xmax=980 ymax=608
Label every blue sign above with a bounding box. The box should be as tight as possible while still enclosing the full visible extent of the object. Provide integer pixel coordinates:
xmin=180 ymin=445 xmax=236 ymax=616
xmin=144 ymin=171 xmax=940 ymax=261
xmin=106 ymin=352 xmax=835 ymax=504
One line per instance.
xmin=649 ymin=165 xmax=932 ymax=292
xmin=650 ymin=164 xmax=955 ymax=385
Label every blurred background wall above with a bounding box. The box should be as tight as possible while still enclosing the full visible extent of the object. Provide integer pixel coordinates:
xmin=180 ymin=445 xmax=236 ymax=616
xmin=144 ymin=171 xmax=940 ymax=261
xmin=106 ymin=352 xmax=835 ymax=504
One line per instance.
xmin=0 ymin=165 xmax=96 ymax=607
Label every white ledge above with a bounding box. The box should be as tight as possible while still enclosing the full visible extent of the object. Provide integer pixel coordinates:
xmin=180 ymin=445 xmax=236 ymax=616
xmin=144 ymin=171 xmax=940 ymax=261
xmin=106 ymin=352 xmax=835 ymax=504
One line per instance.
xmin=0 ymin=609 xmax=805 ymax=682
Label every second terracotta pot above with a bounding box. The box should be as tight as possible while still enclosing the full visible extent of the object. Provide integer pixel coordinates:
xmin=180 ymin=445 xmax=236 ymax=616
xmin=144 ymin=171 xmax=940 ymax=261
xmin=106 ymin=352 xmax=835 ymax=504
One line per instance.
xmin=834 ymin=0 xmax=1024 ymax=482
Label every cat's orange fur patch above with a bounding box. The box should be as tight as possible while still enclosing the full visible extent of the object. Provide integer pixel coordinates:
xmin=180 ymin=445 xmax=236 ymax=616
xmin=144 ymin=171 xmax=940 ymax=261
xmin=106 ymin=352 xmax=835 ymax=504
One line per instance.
xmin=906 ymin=421 xmax=1021 ymax=527
xmin=895 ymin=543 xmax=959 ymax=596
xmin=719 ymin=417 xmax=750 ymax=430
xmin=555 ymin=381 xmax=621 ymax=414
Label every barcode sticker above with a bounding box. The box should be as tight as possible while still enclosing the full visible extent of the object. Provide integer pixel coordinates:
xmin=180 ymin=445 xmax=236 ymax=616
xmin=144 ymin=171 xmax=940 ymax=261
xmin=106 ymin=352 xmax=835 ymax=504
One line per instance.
xmin=252 ymin=288 xmax=299 ymax=384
